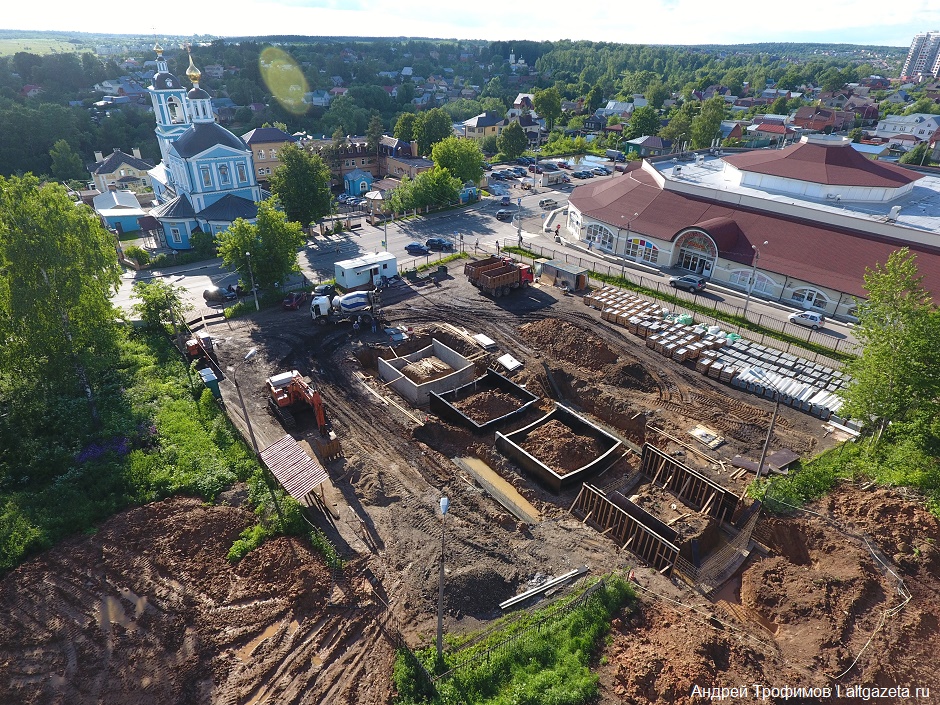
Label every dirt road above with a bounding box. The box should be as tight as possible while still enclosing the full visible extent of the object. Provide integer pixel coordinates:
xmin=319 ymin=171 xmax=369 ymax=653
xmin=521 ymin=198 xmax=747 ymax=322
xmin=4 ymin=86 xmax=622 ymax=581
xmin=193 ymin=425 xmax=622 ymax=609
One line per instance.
xmin=1 ymin=264 xmax=937 ymax=704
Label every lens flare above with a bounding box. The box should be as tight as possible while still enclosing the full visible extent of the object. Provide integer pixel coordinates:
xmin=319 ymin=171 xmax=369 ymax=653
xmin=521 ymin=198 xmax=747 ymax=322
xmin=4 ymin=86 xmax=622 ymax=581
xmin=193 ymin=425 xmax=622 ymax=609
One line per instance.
xmin=259 ymin=46 xmax=309 ymax=115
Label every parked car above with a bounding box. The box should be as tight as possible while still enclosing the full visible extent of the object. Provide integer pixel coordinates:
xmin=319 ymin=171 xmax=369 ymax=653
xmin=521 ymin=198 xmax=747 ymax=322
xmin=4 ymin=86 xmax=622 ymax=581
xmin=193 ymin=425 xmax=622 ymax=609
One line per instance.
xmin=282 ymin=291 xmax=308 ymax=310
xmin=541 ymin=162 xmax=559 ymax=171
xmin=203 ymin=286 xmax=238 ymax=304
xmin=405 ymin=242 xmax=431 ymax=255
xmin=496 ymin=209 xmax=514 ymax=222
xmin=788 ymin=311 xmax=825 ymax=330
xmin=499 ymin=195 xmax=511 ymax=206
xmin=516 ymin=157 xmax=530 ymax=166
xmin=556 ymin=161 xmax=571 ymax=169
xmin=313 ymin=283 xmax=337 ymax=298
xmin=668 ymin=275 xmax=707 ymax=293
xmin=592 ymin=167 xmax=609 ymax=176
xmin=426 ymin=237 xmax=454 ymax=251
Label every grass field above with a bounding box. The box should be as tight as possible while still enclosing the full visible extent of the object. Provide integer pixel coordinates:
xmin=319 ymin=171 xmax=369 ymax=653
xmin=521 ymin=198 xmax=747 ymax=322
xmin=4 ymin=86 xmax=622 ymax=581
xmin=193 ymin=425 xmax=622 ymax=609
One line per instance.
xmin=0 ymin=38 xmax=94 ymax=56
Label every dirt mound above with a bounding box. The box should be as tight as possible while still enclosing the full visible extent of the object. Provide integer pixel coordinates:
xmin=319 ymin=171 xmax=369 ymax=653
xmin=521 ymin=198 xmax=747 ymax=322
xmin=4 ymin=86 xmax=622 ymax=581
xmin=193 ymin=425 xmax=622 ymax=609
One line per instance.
xmin=451 ymin=389 xmax=523 ymax=423
xmin=0 ymin=497 xmax=352 ymax=705
xmin=520 ymin=419 xmax=603 ymax=474
xmin=518 ymin=318 xmax=618 ymax=370
xmin=608 ymin=361 xmax=657 ymax=392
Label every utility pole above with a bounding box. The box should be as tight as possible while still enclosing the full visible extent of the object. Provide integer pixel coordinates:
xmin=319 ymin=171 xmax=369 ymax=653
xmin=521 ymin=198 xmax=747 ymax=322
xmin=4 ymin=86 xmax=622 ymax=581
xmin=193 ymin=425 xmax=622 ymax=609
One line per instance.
xmin=436 ymin=496 xmax=450 ymax=664
xmin=741 ymin=240 xmax=768 ymax=318
xmin=245 ymin=251 xmax=259 ymax=311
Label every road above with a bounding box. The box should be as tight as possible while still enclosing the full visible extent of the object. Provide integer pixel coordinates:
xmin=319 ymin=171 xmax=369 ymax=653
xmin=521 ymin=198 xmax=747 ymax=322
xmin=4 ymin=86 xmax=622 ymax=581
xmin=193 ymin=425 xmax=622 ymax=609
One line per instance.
xmin=113 ymin=173 xmax=858 ymax=350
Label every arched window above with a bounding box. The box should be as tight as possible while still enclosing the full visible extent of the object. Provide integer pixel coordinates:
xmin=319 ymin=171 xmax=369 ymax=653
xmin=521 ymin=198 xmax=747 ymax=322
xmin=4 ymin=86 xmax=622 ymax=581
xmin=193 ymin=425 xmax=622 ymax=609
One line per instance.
xmin=791 ymin=287 xmax=830 ymax=309
xmin=219 ymin=165 xmax=230 ymax=185
xmin=729 ymin=269 xmax=774 ymax=294
xmin=167 ymin=97 xmax=183 ymax=124
xmin=586 ymin=223 xmax=614 ymax=250
xmin=624 ymin=237 xmax=659 ymax=264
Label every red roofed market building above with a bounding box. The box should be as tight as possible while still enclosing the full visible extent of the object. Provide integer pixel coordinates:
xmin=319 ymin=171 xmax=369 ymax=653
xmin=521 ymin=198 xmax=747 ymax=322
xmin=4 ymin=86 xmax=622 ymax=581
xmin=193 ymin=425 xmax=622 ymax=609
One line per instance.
xmin=566 ymin=135 xmax=940 ymax=320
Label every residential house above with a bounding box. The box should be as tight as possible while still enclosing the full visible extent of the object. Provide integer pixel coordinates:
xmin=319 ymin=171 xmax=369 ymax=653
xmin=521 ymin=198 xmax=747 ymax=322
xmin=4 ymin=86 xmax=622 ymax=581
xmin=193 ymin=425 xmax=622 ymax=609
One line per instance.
xmin=792 ymin=106 xmax=837 ymax=132
xmin=873 ymin=113 xmax=940 ymax=141
xmin=702 ymin=85 xmax=732 ymax=100
xmin=381 ymin=85 xmax=398 ymax=99
xmin=584 ymin=113 xmax=608 ymax=131
xmin=89 ymin=148 xmax=153 ymax=192
xmin=462 ymin=111 xmax=505 ymax=140
xmin=624 ymin=135 xmax=673 ymax=157
xmin=719 ymin=121 xmax=744 ymax=141
xmin=843 ymin=99 xmax=879 ymax=125
xmin=241 ymin=126 xmax=297 ymax=185
xmin=884 ymin=89 xmax=911 ymax=105
xmin=513 ymin=93 xmax=535 ymax=111
xmin=304 ymin=89 xmax=332 ymax=107
xmin=748 ymin=122 xmax=797 ymax=142
xmin=329 ymin=87 xmax=348 ymax=98
xmin=731 ymin=97 xmax=767 ymax=112
xmin=20 ymin=84 xmax=42 ymax=98
xmin=330 ymin=75 xmax=344 ymax=86
xmin=380 ymin=138 xmax=433 ymax=179
xmin=211 ymin=97 xmax=238 ymax=124
xmin=818 ymin=91 xmax=850 ymax=110
xmin=343 ymin=168 xmax=373 ymax=197
xmin=202 ymin=64 xmax=224 ymax=80
xmin=93 ymin=189 xmax=145 ymax=235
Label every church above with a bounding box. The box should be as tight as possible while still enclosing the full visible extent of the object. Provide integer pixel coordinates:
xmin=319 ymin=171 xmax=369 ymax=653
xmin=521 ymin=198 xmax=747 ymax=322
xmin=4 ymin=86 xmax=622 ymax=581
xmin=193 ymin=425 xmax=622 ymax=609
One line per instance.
xmin=146 ymin=45 xmax=263 ymax=249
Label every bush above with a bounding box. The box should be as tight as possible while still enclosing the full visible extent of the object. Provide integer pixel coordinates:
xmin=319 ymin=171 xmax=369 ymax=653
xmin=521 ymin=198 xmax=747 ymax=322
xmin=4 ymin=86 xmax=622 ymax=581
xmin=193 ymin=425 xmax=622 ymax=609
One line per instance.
xmin=227 ymin=523 xmax=268 ymax=562
xmin=123 ymin=245 xmax=151 ymax=266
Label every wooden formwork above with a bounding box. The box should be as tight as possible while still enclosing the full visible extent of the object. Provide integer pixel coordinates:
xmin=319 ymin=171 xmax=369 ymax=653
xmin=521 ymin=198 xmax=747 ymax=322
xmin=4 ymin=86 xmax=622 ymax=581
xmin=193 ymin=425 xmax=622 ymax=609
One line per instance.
xmin=640 ymin=444 xmax=738 ymax=522
xmin=571 ymin=483 xmax=679 ymax=573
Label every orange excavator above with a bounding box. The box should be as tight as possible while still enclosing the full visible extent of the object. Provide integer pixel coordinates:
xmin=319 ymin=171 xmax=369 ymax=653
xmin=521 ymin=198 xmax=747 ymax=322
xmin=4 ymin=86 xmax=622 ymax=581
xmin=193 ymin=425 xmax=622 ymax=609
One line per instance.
xmin=266 ymin=370 xmax=342 ymax=460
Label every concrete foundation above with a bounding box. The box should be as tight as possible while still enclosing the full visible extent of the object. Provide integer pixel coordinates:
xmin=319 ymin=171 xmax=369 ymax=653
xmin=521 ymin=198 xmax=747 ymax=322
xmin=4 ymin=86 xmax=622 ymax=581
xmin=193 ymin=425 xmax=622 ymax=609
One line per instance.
xmin=377 ymin=338 xmax=475 ymax=407
xmin=495 ymin=403 xmax=623 ymax=492
xmin=429 ymin=369 xmax=540 ymax=433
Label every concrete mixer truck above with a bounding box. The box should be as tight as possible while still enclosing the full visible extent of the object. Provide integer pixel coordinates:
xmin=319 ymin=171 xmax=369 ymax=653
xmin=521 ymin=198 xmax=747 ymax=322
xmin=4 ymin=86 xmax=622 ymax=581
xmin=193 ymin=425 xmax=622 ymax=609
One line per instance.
xmin=310 ymin=290 xmax=380 ymax=326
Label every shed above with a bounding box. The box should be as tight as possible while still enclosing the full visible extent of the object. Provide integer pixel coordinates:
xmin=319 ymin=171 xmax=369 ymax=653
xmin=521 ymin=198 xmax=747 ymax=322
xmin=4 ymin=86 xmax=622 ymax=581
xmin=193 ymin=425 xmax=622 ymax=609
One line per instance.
xmin=93 ymin=189 xmax=145 ymax=234
xmin=537 ymin=259 xmax=589 ymax=291
xmin=335 ymin=251 xmax=397 ymax=290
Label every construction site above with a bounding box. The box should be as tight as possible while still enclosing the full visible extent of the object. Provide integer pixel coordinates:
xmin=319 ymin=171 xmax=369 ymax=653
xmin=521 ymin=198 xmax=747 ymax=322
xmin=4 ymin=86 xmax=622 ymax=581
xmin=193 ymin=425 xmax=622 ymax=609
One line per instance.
xmin=1 ymin=256 xmax=939 ymax=704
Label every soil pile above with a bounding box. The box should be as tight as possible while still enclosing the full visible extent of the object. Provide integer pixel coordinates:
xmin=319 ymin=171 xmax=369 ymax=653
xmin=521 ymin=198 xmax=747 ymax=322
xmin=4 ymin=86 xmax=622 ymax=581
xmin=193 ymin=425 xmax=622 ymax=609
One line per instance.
xmin=427 ymin=565 xmax=519 ymax=619
xmin=451 ymin=389 xmax=522 ymax=423
xmin=518 ymin=318 xmax=618 ymax=370
xmin=0 ymin=497 xmax=347 ymax=705
xmin=520 ymin=419 xmax=602 ymax=474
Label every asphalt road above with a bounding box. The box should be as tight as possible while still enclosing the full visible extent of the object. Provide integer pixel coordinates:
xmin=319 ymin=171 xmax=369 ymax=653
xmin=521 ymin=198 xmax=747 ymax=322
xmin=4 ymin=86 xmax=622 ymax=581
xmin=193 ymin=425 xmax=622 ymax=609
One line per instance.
xmin=113 ymin=173 xmax=858 ymax=351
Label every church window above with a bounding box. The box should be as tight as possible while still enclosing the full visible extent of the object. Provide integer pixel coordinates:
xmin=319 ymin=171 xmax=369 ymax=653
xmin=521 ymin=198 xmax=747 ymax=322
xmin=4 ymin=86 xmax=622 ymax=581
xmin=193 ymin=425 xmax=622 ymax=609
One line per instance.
xmin=237 ymin=164 xmax=247 ymax=182
xmin=171 ymin=228 xmax=182 ymax=244
xmin=219 ymin=165 xmax=230 ymax=185
xmin=200 ymin=166 xmax=212 ymax=188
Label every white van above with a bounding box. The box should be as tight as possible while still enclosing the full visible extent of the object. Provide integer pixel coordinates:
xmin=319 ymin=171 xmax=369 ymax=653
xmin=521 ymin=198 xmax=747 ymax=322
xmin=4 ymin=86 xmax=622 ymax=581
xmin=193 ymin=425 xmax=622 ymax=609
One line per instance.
xmin=539 ymin=198 xmax=558 ymax=210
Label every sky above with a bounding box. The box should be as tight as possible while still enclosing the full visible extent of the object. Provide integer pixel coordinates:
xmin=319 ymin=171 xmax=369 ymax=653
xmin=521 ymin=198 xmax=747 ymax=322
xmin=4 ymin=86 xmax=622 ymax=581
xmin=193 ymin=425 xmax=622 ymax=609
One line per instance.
xmin=5 ymin=1 xmax=940 ymax=47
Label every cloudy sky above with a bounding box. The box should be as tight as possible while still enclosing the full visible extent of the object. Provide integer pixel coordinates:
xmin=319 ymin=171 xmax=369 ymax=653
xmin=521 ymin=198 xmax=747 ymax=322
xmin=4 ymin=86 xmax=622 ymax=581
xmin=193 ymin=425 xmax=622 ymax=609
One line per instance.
xmin=6 ymin=1 xmax=940 ymax=46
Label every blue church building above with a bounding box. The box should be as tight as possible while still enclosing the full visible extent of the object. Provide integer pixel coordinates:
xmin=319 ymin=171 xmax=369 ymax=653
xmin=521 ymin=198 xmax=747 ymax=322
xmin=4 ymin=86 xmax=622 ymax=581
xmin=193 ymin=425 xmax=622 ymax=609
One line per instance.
xmin=147 ymin=45 xmax=263 ymax=249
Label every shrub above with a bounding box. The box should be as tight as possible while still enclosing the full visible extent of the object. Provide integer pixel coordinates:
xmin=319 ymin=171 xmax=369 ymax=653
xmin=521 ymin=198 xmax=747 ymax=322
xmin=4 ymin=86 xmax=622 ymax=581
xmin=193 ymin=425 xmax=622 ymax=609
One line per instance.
xmin=123 ymin=245 xmax=151 ymax=266
xmin=227 ymin=523 xmax=268 ymax=562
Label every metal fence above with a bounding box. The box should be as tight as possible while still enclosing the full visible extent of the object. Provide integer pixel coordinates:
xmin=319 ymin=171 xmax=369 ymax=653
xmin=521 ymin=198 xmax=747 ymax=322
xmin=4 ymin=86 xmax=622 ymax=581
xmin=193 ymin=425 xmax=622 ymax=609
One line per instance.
xmin=505 ymin=239 xmax=860 ymax=367
xmin=431 ymin=578 xmax=608 ymax=684
xmin=673 ymin=509 xmax=762 ymax=595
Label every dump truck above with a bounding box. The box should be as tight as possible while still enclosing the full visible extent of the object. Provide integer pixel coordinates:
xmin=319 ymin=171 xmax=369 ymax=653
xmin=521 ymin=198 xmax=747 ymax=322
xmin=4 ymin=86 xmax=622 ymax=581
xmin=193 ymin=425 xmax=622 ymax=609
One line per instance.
xmin=266 ymin=370 xmax=342 ymax=460
xmin=465 ymin=256 xmax=534 ymax=297
xmin=310 ymin=290 xmax=379 ymax=327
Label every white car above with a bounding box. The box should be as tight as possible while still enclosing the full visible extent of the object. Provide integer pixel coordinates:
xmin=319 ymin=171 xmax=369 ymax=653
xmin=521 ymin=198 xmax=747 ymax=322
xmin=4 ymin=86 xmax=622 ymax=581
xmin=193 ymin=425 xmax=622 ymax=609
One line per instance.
xmin=788 ymin=311 xmax=825 ymax=330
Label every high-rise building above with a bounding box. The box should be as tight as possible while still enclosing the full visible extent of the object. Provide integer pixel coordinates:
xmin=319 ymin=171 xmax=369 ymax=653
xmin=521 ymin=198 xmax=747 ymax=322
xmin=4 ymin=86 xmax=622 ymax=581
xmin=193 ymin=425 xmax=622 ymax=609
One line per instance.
xmin=900 ymin=31 xmax=940 ymax=80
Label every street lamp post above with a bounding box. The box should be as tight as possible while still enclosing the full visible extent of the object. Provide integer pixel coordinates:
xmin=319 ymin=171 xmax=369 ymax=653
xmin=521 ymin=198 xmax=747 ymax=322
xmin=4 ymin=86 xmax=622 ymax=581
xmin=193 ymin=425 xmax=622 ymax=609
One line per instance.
xmin=245 ymin=251 xmax=260 ymax=311
xmin=436 ymin=496 xmax=450 ymax=664
xmin=741 ymin=240 xmax=768 ymax=318
xmin=230 ymin=348 xmax=260 ymax=456
xmin=752 ymin=368 xmax=782 ymax=485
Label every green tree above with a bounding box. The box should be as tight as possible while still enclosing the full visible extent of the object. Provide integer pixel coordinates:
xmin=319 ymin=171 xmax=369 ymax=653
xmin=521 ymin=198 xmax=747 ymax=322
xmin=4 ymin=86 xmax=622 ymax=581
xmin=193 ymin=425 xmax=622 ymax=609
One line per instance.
xmin=366 ymin=111 xmax=384 ymax=165
xmin=840 ymin=248 xmax=940 ymax=436
xmin=431 ymin=136 xmax=484 ymax=184
xmin=413 ymin=166 xmax=461 ymax=208
xmin=0 ymin=175 xmax=121 ymax=419
xmin=215 ymin=199 xmax=305 ymax=291
xmin=899 ymin=142 xmax=933 ymax=166
xmin=268 ymin=143 xmax=332 ymax=226
xmin=660 ymin=105 xmax=693 ymax=147
xmin=480 ymin=134 xmax=498 ymax=155
xmin=394 ymin=112 xmax=416 ymax=142
xmin=497 ymin=121 xmax=527 ymax=159
xmin=645 ymin=81 xmax=669 ymax=110
xmin=131 ymin=279 xmax=191 ymax=332
xmin=848 ymin=127 xmax=863 ymax=143
xmin=534 ymin=87 xmax=562 ymax=131
xmin=627 ymin=105 xmax=662 ymax=140
xmin=49 ymin=139 xmax=86 ymax=181
xmin=413 ymin=108 xmax=452 ymax=155
xmin=585 ymin=84 xmax=604 ymax=113
xmin=691 ymin=97 xmax=726 ymax=148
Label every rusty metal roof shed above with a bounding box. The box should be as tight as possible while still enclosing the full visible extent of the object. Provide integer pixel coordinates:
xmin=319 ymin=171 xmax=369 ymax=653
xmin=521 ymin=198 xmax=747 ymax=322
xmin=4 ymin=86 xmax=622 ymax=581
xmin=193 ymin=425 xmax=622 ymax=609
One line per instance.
xmin=259 ymin=434 xmax=329 ymax=500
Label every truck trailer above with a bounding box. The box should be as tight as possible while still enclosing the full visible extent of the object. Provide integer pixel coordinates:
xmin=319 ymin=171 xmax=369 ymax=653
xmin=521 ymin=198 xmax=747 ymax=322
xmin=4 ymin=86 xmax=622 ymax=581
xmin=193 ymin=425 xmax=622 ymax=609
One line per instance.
xmin=465 ymin=256 xmax=534 ymax=297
